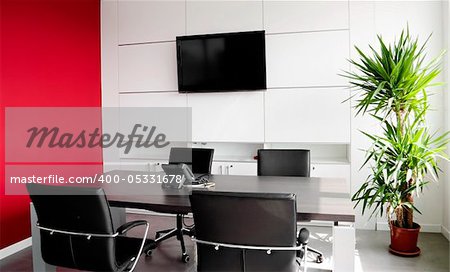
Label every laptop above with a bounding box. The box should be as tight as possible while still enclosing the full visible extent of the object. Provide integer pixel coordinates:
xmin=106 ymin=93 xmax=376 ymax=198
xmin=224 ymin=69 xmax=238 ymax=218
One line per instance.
xmin=168 ymin=148 xmax=214 ymax=181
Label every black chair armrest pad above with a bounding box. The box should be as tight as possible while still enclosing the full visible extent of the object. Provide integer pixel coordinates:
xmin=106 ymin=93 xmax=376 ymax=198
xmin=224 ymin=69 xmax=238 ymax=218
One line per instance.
xmin=297 ymin=228 xmax=310 ymax=245
xmin=117 ymin=220 xmax=148 ymax=235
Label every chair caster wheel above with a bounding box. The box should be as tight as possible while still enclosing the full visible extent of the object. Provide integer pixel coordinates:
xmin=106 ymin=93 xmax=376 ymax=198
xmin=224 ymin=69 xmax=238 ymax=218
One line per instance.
xmin=181 ymin=253 xmax=190 ymax=263
xmin=145 ymin=250 xmax=152 ymax=257
xmin=316 ymin=255 xmax=323 ymax=263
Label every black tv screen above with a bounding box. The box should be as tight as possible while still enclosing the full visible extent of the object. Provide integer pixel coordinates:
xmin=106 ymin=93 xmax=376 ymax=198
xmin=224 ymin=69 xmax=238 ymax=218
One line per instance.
xmin=176 ymin=31 xmax=266 ymax=93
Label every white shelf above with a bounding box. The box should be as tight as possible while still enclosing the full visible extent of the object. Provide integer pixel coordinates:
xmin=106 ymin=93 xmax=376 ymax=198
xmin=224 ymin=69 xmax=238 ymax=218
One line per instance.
xmin=214 ymin=156 xmax=257 ymax=163
xmin=120 ymin=156 xmax=349 ymax=165
xmin=311 ymin=158 xmax=350 ymax=165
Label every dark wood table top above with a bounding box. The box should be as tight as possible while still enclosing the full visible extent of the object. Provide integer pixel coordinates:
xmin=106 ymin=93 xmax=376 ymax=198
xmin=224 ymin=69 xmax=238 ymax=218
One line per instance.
xmin=102 ymin=170 xmax=355 ymax=223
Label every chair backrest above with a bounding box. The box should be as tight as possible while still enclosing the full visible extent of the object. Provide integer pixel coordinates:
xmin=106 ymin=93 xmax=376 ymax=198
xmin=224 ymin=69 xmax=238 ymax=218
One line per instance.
xmin=190 ymin=191 xmax=298 ymax=272
xmin=257 ymin=149 xmax=310 ymax=177
xmin=169 ymin=147 xmax=214 ymax=174
xmin=27 ymin=183 xmax=118 ymax=271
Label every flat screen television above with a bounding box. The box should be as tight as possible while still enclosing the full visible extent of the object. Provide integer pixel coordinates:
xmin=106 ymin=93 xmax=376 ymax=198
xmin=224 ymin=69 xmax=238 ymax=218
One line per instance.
xmin=176 ymin=31 xmax=266 ymax=93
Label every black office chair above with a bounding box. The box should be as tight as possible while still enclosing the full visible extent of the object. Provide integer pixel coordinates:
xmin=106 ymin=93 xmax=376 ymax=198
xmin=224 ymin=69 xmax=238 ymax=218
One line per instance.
xmin=257 ymin=149 xmax=324 ymax=263
xmin=190 ymin=191 xmax=310 ymax=272
xmin=156 ymin=147 xmax=214 ymax=263
xmin=257 ymin=149 xmax=310 ymax=177
xmin=27 ymin=183 xmax=156 ymax=272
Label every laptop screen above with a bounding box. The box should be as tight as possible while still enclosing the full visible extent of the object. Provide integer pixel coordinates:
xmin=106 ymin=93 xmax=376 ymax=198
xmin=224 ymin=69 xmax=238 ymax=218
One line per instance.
xmin=169 ymin=148 xmax=214 ymax=174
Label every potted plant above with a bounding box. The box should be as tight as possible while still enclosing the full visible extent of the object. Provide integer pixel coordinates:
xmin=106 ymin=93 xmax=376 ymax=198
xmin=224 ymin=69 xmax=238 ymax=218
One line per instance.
xmin=343 ymin=28 xmax=449 ymax=256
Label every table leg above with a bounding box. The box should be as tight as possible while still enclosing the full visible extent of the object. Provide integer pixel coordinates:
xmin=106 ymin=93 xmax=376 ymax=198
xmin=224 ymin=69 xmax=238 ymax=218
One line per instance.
xmin=30 ymin=203 xmax=56 ymax=272
xmin=332 ymin=223 xmax=355 ymax=272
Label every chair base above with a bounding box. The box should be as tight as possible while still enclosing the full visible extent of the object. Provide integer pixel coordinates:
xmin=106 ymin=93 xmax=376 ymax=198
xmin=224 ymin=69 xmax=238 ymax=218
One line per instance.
xmin=155 ymin=214 xmax=193 ymax=263
xmin=307 ymin=246 xmax=324 ymax=263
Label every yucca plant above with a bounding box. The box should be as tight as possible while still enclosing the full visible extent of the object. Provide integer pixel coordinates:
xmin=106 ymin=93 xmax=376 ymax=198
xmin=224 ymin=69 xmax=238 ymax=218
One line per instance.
xmin=343 ymin=28 xmax=449 ymax=229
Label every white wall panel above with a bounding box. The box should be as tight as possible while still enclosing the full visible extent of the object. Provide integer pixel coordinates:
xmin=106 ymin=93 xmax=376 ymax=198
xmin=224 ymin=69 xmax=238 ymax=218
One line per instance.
xmin=118 ymin=93 xmax=191 ymax=145
xmin=265 ymin=88 xmax=350 ymax=143
xmin=188 ymin=92 xmax=264 ymax=142
xmin=349 ymin=0 xmax=376 ymax=230
xmin=102 ymin=0 xmax=120 ymax=174
xmin=118 ymin=0 xmax=185 ymax=44
xmin=444 ymin=0 xmax=450 ymax=240
xmin=264 ymin=1 xmax=349 ymax=34
xmin=266 ymin=31 xmax=349 ymax=88
xmin=119 ymin=92 xmax=187 ymax=107
xmin=118 ymin=42 xmax=178 ymax=92
xmin=186 ymin=0 xmax=263 ymax=35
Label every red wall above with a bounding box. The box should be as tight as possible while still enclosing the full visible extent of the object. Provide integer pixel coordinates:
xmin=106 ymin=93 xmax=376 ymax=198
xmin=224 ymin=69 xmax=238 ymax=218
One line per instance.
xmin=0 ymin=0 xmax=101 ymax=249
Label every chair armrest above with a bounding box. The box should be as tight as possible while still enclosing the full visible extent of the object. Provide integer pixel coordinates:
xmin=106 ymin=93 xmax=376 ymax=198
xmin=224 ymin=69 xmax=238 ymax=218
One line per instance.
xmin=296 ymin=228 xmax=310 ymax=259
xmin=297 ymin=228 xmax=310 ymax=245
xmin=116 ymin=220 xmax=148 ymax=235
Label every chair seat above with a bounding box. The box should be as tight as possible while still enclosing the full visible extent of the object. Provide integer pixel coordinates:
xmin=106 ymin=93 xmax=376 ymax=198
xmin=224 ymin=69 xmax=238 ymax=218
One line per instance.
xmin=115 ymin=236 xmax=156 ymax=271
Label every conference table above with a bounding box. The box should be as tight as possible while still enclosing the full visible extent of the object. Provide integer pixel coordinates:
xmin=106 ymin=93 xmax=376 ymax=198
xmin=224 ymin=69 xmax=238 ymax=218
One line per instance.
xmin=31 ymin=170 xmax=355 ymax=272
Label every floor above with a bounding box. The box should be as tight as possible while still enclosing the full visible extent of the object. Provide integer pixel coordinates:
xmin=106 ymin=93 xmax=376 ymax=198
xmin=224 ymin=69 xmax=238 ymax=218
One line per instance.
xmin=0 ymin=213 xmax=448 ymax=272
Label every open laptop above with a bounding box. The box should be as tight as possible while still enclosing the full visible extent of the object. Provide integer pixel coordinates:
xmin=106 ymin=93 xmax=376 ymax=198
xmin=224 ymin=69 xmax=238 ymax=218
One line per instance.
xmin=168 ymin=148 xmax=214 ymax=181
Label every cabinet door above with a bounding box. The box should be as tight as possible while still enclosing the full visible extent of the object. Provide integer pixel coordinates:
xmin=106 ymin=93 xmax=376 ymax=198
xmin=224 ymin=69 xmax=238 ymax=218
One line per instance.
xmin=211 ymin=162 xmax=257 ymax=176
xmin=211 ymin=162 xmax=223 ymax=175
xmin=120 ymin=160 xmax=167 ymax=172
xmin=227 ymin=163 xmax=257 ymax=176
xmin=310 ymin=163 xmax=350 ymax=192
xmin=211 ymin=162 xmax=226 ymax=175
xmin=265 ymin=88 xmax=350 ymax=143
xmin=188 ymin=92 xmax=264 ymax=142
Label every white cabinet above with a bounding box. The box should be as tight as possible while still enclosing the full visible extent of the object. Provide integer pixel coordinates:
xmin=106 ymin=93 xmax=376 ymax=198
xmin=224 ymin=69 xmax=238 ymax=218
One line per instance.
xmin=118 ymin=42 xmax=178 ymax=92
xmin=265 ymin=88 xmax=351 ymax=143
xmin=311 ymin=163 xmax=351 ymax=192
xmin=211 ymin=162 xmax=228 ymax=175
xmin=187 ymin=92 xmax=264 ymax=142
xmin=186 ymin=0 xmax=263 ymax=35
xmin=264 ymin=1 xmax=349 ymax=34
xmin=266 ymin=30 xmax=349 ymax=88
xmin=212 ymin=162 xmax=257 ymax=176
xmin=118 ymin=0 xmax=185 ymax=44
xmin=311 ymin=163 xmax=350 ymax=180
xmin=211 ymin=161 xmax=348 ymax=182
xmin=120 ymin=160 xmax=167 ymax=172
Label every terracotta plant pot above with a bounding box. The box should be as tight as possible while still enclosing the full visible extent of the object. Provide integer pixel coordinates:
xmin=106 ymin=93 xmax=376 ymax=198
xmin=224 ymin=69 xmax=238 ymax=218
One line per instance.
xmin=389 ymin=221 xmax=421 ymax=257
